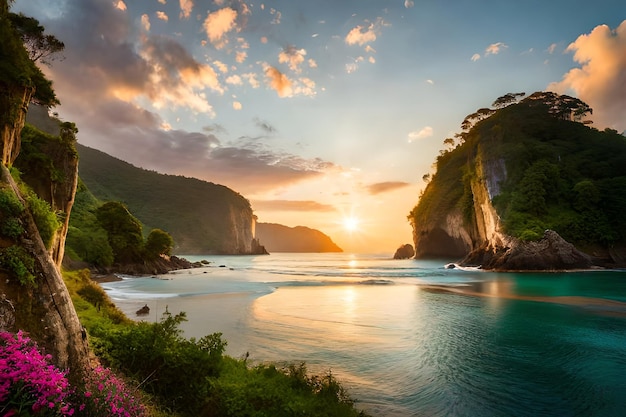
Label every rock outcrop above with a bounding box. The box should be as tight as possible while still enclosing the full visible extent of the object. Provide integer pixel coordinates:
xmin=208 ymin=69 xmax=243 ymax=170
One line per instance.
xmin=393 ymin=243 xmax=415 ymax=259
xmin=409 ymin=92 xmax=626 ymax=270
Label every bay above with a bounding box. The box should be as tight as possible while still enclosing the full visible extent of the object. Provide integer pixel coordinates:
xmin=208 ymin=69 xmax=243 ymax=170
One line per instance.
xmin=102 ymin=253 xmax=626 ymax=416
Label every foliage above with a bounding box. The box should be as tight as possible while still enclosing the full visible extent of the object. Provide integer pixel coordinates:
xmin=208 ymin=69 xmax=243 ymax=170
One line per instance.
xmin=77 ymin=143 xmax=253 ymax=254
xmin=76 ymin=365 xmax=147 ymax=417
xmin=0 ymin=245 xmax=35 ymax=286
xmin=26 ymin=193 xmax=61 ymax=249
xmin=0 ymin=3 xmax=59 ymax=107
xmin=409 ymin=91 xmax=626 ymax=248
xmin=0 ymin=330 xmax=74 ymax=416
xmin=8 ymin=12 xmax=64 ymax=66
xmin=144 ymin=229 xmax=174 ymax=259
xmin=209 ymin=361 xmax=368 ymax=417
xmin=65 ymin=181 xmax=114 ymax=267
xmin=0 ymin=187 xmax=25 ymax=239
xmin=96 ymin=201 xmax=144 ymax=264
xmin=98 ymin=310 xmax=226 ymax=416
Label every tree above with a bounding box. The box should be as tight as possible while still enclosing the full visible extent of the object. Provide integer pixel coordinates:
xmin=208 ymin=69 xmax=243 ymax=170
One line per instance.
xmin=95 ymin=201 xmax=144 ymax=263
xmin=145 ymin=228 xmax=174 ymax=259
xmin=492 ymin=92 xmax=525 ymax=109
xmin=8 ymin=12 xmax=64 ymax=66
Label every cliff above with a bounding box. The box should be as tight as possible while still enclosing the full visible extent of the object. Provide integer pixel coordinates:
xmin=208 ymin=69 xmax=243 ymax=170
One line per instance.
xmin=256 ymin=222 xmax=342 ymax=252
xmin=409 ymin=92 xmax=626 ymax=270
xmin=76 ymin=144 xmax=266 ymax=255
xmin=0 ymin=99 xmax=88 ymax=381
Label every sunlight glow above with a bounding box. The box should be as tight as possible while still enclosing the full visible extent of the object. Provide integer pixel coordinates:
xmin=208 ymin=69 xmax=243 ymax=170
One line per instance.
xmin=343 ymin=216 xmax=360 ymax=232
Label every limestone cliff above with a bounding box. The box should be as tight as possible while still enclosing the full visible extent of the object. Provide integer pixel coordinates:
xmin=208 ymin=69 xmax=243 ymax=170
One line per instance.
xmin=409 ymin=92 xmax=626 ymax=270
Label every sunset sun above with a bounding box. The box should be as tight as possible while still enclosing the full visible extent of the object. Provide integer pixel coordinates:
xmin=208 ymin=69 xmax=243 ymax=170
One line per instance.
xmin=343 ymin=216 xmax=360 ymax=232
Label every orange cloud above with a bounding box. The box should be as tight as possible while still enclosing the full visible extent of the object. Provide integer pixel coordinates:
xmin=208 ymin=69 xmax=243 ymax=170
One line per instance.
xmin=156 ymin=11 xmax=168 ymax=21
xmin=345 ymin=23 xmax=377 ymax=46
xmin=278 ymin=45 xmax=307 ymax=73
xmin=366 ymin=181 xmax=410 ymax=195
xmin=115 ymin=1 xmax=127 ymax=11
xmin=203 ymin=7 xmax=238 ymax=48
xmin=141 ymin=14 xmax=150 ymax=31
xmin=179 ymin=0 xmax=193 ymax=19
xmin=252 ymin=200 xmax=335 ymax=212
xmin=264 ymin=65 xmax=293 ymax=97
xmin=485 ymin=42 xmax=507 ymax=55
xmin=549 ymin=20 xmax=626 ymax=131
xmin=408 ymin=126 xmax=433 ymax=142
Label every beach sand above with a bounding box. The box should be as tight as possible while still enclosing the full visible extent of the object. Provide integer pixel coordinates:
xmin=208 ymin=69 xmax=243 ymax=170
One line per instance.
xmin=110 ymin=291 xmax=259 ymax=357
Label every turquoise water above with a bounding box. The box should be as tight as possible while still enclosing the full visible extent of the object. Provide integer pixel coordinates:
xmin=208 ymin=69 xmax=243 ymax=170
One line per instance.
xmin=102 ymin=253 xmax=626 ymax=416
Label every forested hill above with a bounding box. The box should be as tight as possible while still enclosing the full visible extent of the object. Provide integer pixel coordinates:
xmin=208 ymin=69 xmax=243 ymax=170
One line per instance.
xmin=256 ymin=223 xmax=343 ymax=252
xmin=409 ymin=91 xmax=626 ymax=269
xmin=76 ymin=143 xmax=260 ymax=255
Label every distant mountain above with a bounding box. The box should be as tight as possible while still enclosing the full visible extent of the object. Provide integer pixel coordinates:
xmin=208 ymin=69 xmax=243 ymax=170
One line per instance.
xmin=256 ymin=223 xmax=342 ymax=252
xmin=76 ymin=144 xmax=266 ymax=255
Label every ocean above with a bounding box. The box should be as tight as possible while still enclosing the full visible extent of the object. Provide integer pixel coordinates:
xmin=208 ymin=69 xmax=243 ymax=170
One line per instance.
xmin=102 ymin=253 xmax=626 ymax=417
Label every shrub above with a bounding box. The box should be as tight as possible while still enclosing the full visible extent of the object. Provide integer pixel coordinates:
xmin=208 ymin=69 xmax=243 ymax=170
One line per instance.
xmin=0 ymin=330 xmax=74 ymax=416
xmin=27 ymin=194 xmax=61 ymax=249
xmin=0 ymin=245 xmax=35 ymax=286
xmin=77 ymin=365 xmax=147 ymax=417
xmin=0 ymin=188 xmax=25 ymax=239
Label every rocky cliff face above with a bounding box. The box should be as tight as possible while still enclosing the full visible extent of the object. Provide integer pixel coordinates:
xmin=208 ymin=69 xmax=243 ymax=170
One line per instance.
xmin=0 ymin=135 xmax=89 ymax=382
xmin=0 ymin=85 xmax=33 ymax=165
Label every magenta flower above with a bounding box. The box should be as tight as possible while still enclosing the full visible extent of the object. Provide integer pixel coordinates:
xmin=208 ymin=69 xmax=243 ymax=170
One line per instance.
xmin=0 ymin=331 xmax=74 ymax=416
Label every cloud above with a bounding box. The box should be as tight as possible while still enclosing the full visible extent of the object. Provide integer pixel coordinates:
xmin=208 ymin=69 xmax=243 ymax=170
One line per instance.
xmin=251 ymin=200 xmax=335 ymax=212
xmin=226 ymin=75 xmax=242 ymax=85
xmin=426 ymin=79 xmax=434 ymax=85
xmin=235 ymin=50 xmax=247 ymax=63
xmin=156 ymin=11 xmax=168 ymax=21
xmin=263 ymin=65 xmax=293 ymax=97
xmin=278 ymin=45 xmax=307 ymax=73
xmin=115 ymin=1 xmax=127 ymax=11
xmin=345 ymin=23 xmax=378 ymax=46
xmin=179 ymin=0 xmax=193 ymax=19
xmin=366 ymin=181 xmax=410 ymax=195
xmin=254 ymin=118 xmax=276 ymax=133
xmin=203 ymin=7 xmax=238 ymax=48
xmin=19 ymin=0 xmax=337 ymax=196
xmin=232 ymin=101 xmax=242 ymax=110
xmin=546 ymin=43 xmax=557 ymax=54
xmin=471 ymin=53 xmax=481 ymax=62
xmin=141 ymin=14 xmax=150 ymax=32
xmin=408 ymin=126 xmax=433 ymax=142
xmin=404 ymin=0 xmax=415 ymax=8
xmin=158 ymin=0 xmax=166 ymax=4
xmin=548 ymin=20 xmax=626 ymax=131
xmin=242 ymin=72 xmax=260 ymax=88
xmin=485 ymin=42 xmax=508 ymax=55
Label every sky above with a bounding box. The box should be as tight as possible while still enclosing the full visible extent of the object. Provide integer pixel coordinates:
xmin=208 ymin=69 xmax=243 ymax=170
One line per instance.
xmin=12 ymin=0 xmax=626 ymax=253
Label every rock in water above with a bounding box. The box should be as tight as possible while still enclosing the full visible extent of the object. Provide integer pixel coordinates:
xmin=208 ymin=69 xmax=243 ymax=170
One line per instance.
xmin=394 ymin=243 xmax=415 ymax=259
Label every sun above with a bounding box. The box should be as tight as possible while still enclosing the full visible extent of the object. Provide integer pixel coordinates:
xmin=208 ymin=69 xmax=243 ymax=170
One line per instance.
xmin=343 ymin=216 xmax=360 ymax=232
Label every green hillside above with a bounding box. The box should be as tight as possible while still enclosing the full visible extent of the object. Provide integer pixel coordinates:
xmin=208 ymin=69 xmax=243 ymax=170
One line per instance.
xmin=410 ymin=92 xmax=626 ymax=260
xmin=76 ymin=143 xmax=255 ymax=254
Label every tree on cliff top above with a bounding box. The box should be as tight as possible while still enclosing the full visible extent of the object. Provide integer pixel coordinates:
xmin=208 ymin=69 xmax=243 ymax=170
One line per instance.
xmin=0 ymin=0 xmax=60 ymax=107
xmin=409 ymin=91 xmax=626 ymax=255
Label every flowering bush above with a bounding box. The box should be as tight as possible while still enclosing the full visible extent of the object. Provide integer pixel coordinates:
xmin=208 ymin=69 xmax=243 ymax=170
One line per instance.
xmin=0 ymin=331 xmax=74 ymax=416
xmin=79 ymin=365 xmax=146 ymax=417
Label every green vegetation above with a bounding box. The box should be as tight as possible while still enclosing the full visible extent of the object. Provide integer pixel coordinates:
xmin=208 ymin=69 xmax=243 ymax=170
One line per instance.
xmin=76 ymin=143 xmax=254 ymax=254
xmin=0 ymin=245 xmax=35 ymax=286
xmin=63 ymin=269 xmax=368 ymax=417
xmin=410 ymin=91 xmax=626 ymax=251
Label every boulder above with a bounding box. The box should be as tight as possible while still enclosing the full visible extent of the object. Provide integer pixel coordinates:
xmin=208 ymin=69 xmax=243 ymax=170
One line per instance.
xmin=394 ymin=243 xmax=415 ymax=259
